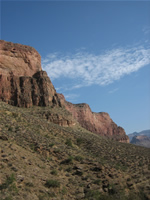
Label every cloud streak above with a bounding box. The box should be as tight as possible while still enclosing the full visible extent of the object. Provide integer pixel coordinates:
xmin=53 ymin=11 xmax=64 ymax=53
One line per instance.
xmin=42 ymin=45 xmax=150 ymax=89
xmin=143 ymin=26 xmax=150 ymax=35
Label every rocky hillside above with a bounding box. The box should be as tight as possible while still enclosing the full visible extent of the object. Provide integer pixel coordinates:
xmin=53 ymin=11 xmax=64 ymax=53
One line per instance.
xmin=0 ymin=101 xmax=150 ymax=200
xmin=0 ymin=40 xmax=129 ymax=142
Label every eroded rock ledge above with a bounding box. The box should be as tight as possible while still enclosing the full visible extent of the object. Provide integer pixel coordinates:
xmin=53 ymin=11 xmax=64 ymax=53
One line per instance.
xmin=57 ymin=94 xmax=129 ymax=143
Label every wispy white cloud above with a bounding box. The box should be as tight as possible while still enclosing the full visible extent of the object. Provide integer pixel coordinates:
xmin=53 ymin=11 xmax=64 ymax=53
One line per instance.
xmin=143 ymin=26 xmax=150 ymax=35
xmin=42 ymin=45 xmax=150 ymax=89
xmin=108 ymin=88 xmax=119 ymax=94
xmin=64 ymin=93 xmax=80 ymax=102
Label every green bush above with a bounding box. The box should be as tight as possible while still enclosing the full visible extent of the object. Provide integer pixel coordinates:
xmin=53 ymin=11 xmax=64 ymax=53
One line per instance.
xmin=49 ymin=143 xmax=54 ymax=147
xmin=93 ymin=179 xmax=101 ymax=185
xmin=84 ymin=190 xmax=101 ymax=199
xmin=65 ymin=138 xmax=73 ymax=147
xmin=74 ymin=155 xmax=83 ymax=162
xmin=51 ymin=169 xmax=58 ymax=175
xmin=61 ymin=156 xmax=74 ymax=165
xmin=76 ymin=138 xmax=84 ymax=145
xmin=0 ymin=174 xmax=16 ymax=190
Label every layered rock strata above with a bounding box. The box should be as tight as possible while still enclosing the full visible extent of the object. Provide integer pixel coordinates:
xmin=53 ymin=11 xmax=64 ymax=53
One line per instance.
xmin=0 ymin=71 xmax=60 ymax=107
xmin=57 ymin=94 xmax=129 ymax=143
xmin=0 ymin=40 xmax=60 ymax=107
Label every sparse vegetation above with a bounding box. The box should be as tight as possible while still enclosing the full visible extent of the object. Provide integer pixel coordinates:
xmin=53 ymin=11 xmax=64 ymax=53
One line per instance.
xmin=0 ymin=101 xmax=150 ymax=200
xmin=51 ymin=169 xmax=58 ymax=175
xmin=0 ymin=174 xmax=16 ymax=190
xmin=74 ymin=155 xmax=83 ymax=161
xmin=76 ymin=137 xmax=84 ymax=145
xmin=65 ymin=138 xmax=73 ymax=147
xmin=45 ymin=179 xmax=60 ymax=188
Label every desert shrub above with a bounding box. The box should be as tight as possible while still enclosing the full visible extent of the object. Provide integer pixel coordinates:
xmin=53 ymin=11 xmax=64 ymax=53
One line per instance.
xmin=8 ymin=127 xmax=13 ymax=132
xmin=0 ymin=174 xmax=15 ymax=190
xmin=51 ymin=169 xmax=58 ymax=175
xmin=61 ymin=156 xmax=74 ymax=164
xmin=127 ymin=190 xmax=149 ymax=200
xmin=76 ymin=138 xmax=84 ymax=145
xmin=65 ymin=138 xmax=73 ymax=147
xmin=74 ymin=170 xmax=83 ymax=176
xmin=61 ymin=186 xmax=67 ymax=195
xmin=12 ymin=112 xmax=18 ymax=118
xmin=3 ymin=197 xmax=12 ymax=200
xmin=93 ymin=179 xmax=101 ymax=185
xmin=45 ymin=179 xmax=60 ymax=188
xmin=66 ymin=167 xmax=72 ymax=172
xmin=74 ymin=155 xmax=83 ymax=162
xmin=108 ymin=184 xmax=118 ymax=195
xmin=8 ymin=183 xmax=18 ymax=193
xmin=84 ymin=190 xmax=101 ymax=200
xmin=49 ymin=143 xmax=54 ymax=147
xmin=25 ymin=182 xmax=34 ymax=187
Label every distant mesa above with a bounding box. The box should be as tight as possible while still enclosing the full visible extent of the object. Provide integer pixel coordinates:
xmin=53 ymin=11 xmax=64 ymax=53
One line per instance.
xmin=129 ymin=130 xmax=150 ymax=148
xmin=128 ymin=130 xmax=150 ymax=142
xmin=0 ymin=40 xmax=129 ymax=143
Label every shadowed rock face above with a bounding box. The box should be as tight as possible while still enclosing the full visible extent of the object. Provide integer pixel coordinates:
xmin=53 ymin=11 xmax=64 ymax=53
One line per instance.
xmin=0 ymin=71 xmax=60 ymax=107
xmin=0 ymin=40 xmax=129 ymax=142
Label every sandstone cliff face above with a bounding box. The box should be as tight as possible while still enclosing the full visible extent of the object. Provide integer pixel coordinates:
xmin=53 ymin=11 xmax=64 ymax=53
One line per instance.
xmin=0 ymin=71 xmax=60 ymax=107
xmin=0 ymin=40 xmax=60 ymax=108
xmin=57 ymin=94 xmax=129 ymax=143
xmin=0 ymin=40 xmax=129 ymax=142
xmin=0 ymin=40 xmax=41 ymax=76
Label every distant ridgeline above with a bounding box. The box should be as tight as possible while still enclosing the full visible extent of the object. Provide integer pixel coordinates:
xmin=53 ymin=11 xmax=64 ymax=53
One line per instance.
xmin=128 ymin=130 xmax=150 ymax=148
xmin=0 ymin=40 xmax=129 ymax=143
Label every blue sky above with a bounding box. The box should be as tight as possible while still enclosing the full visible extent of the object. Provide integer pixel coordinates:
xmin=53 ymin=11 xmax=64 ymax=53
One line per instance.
xmin=1 ymin=1 xmax=150 ymax=134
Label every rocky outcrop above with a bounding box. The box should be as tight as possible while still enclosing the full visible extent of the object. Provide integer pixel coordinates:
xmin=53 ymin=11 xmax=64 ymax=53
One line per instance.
xmin=57 ymin=94 xmax=129 ymax=143
xmin=0 ymin=40 xmax=41 ymax=76
xmin=40 ymin=110 xmax=76 ymax=127
xmin=0 ymin=40 xmax=129 ymax=142
xmin=0 ymin=40 xmax=60 ymax=107
xmin=0 ymin=71 xmax=60 ymax=107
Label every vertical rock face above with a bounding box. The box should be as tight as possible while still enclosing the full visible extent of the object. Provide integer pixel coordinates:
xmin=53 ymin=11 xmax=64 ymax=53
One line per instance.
xmin=0 ymin=70 xmax=60 ymax=108
xmin=0 ymin=40 xmax=60 ymax=107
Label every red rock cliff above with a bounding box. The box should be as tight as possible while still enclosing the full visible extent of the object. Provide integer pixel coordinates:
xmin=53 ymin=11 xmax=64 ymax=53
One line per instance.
xmin=57 ymin=93 xmax=129 ymax=143
xmin=0 ymin=40 xmax=60 ymax=107
xmin=0 ymin=40 xmax=41 ymax=76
